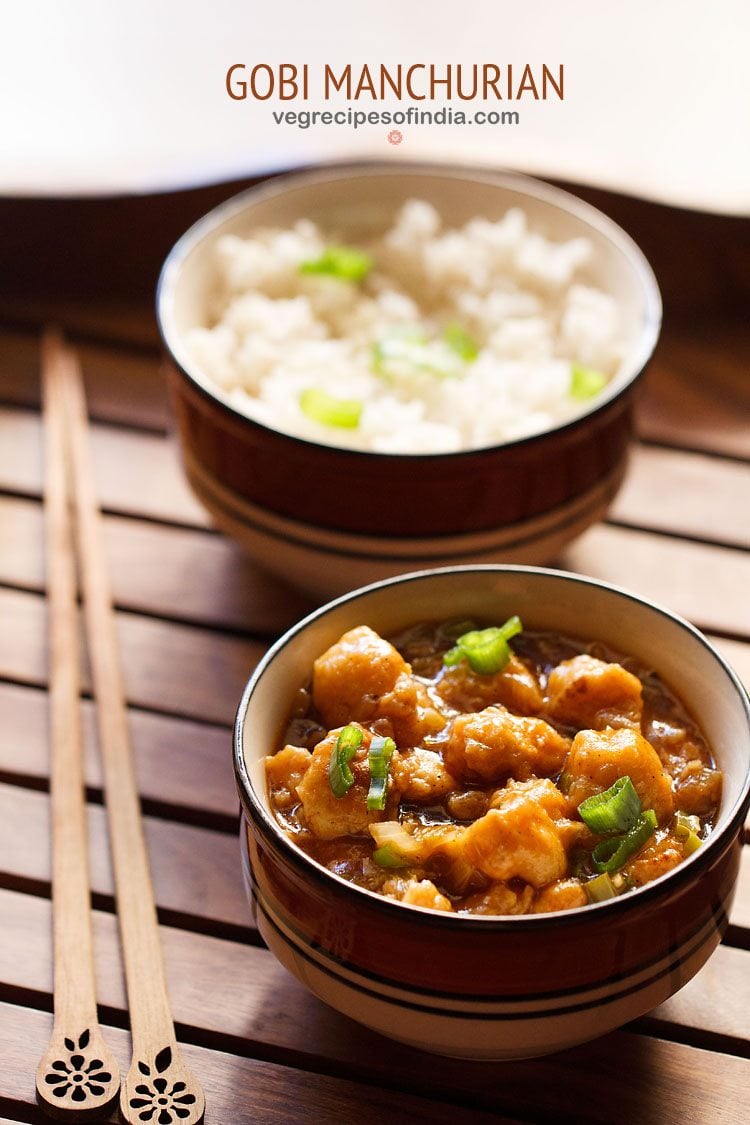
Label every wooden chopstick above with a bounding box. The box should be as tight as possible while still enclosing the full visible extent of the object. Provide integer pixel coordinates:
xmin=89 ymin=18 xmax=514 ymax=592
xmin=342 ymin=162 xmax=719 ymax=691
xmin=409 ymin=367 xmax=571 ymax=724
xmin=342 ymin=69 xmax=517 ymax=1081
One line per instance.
xmin=55 ymin=337 xmax=205 ymax=1124
xmin=36 ymin=331 xmax=120 ymax=1118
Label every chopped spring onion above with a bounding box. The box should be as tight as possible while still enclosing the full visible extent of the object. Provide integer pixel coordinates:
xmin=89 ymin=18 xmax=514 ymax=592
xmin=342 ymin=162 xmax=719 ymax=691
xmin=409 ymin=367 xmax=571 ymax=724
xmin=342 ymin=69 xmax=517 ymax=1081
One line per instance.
xmin=372 ymin=843 xmax=411 ymax=868
xmin=366 ymin=735 xmax=396 ymax=811
xmin=578 ymin=776 xmax=642 ymax=835
xmin=370 ymin=820 xmax=424 ymax=861
xmin=328 ymin=724 xmax=364 ymax=798
xmin=586 ymin=872 xmax=617 ymax=903
xmin=299 ymin=388 xmax=362 ymax=429
xmin=372 ymin=328 xmax=462 ymax=381
xmin=442 ymin=323 xmax=479 ymax=361
xmin=674 ymin=812 xmax=701 ymax=839
xmin=299 ymin=245 xmax=373 ymax=282
xmin=683 ymin=830 xmax=703 ymax=856
xmin=443 ymin=616 xmax=523 ymax=675
xmin=591 ymin=809 xmax=658 ymax=874
xmin=570 ymin=364 xmax=608 ymax=400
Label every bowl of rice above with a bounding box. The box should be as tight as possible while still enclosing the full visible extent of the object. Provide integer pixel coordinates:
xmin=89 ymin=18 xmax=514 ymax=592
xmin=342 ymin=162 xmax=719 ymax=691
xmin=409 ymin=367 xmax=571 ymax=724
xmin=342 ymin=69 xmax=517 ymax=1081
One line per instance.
xmin=157 ymin=163 xmax=661 ymax=597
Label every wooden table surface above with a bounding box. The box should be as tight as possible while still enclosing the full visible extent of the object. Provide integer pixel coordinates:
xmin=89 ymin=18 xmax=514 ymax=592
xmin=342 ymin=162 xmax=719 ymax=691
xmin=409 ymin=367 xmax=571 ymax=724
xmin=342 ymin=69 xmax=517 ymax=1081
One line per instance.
xmin=0 ymin=177 xmax=748 ymax=1124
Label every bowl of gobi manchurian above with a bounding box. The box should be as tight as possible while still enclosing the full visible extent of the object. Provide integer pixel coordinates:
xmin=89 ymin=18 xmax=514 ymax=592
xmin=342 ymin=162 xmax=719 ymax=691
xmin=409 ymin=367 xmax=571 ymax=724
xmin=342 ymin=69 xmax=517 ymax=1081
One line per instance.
xmin=234 ymin=566 xmax=750 ymax=1059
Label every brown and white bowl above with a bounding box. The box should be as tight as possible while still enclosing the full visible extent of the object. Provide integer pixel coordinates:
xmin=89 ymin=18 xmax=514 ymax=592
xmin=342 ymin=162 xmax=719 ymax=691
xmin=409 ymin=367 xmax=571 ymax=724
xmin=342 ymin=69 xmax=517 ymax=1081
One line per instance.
xmin=233 ymin=566 xmax=750 ymax=1059
xmin=158 ymin=165 xmax=662 ymax=598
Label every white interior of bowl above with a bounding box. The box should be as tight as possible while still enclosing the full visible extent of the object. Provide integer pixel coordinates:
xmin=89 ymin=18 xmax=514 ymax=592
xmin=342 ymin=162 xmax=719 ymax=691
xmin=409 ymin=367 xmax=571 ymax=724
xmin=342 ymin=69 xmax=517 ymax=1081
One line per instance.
xmin=160 ymin=165 xmax=662 ymax=449
xmin=241 ymin=568 xmax=750 ymax=865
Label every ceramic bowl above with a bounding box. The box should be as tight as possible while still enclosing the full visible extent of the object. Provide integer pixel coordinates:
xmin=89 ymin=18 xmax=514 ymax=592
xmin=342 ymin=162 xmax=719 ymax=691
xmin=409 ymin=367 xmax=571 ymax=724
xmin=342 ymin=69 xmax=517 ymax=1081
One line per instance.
xmin=233 ymin=565 xmax=750 ymax=1060
xmin=157 ymin=164 xmax=661 ymax=599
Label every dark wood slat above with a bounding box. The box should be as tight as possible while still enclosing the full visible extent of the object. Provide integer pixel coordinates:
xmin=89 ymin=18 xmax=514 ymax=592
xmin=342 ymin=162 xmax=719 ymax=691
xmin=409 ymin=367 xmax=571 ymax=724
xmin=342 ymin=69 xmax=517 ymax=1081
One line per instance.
xmin=0 ymin=329 xmax=168 ymax=431
xmin=1 ymin=889 xmax=748 ymax=1123
xmin=0 ymin=784 xmax=249 ymax=933
xmin=0 ymin=405 xmax=207 ymax=525
xmin=0 ymin=682 xmax=238 ymax=821
xmin=0 ymin=1003 xmax=509 ymax=1125
xmin=636 ymin=323 xmax=750 ymax=460
xmin=650 ymin=942 xmax=750 ymax=1044
xmin=731 ymin=852 xmax=750 ymax=932
xmin=4 ymin=411 xmax=750 ymax=644
xmin=612 ymin=445 xmax=750 ymax=549
xmin=5 ymin=450 xmax=750 ymax=624
xmin=0 ymin=298 xmax=158 ymax=349
xmin=2 ymin=386 xmax=749 ymax=553
xmin=561 ymin=524 xmax=750 ymax=639
xmin=0 ymin=587 xmax=263 ymax=726
xmin=0 ymin=495 xmax=312 ymax=635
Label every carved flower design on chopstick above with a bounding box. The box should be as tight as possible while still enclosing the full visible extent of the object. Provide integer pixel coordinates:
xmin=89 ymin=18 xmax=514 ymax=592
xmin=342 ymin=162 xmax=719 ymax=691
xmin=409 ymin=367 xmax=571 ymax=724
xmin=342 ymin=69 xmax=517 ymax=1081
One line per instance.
xmin=44 ymin=1029 xmax=113 ymax=1101
xmin=129 ymin=1047 xmax=197 ymax=1123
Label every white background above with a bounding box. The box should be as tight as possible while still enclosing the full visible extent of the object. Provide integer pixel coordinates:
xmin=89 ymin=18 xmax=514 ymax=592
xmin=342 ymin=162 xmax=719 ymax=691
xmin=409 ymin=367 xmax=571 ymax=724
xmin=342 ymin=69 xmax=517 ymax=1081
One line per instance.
xmin=1 ymin=0 xmax=748 ymax=212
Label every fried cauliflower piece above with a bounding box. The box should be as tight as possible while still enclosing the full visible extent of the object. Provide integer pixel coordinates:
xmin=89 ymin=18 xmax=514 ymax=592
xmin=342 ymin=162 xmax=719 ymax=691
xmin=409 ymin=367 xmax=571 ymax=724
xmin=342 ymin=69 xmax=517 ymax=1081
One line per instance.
xmin=296 ymin=724 xmax=393 ymax=840
xmin=391 ymin=747 xmax=458 ymax=803
xmin=443 ymin=706 xmax=569 ymax=783
xmin=533 ymin=879 xmax=588 ymax=913
xmin=382 ymin=876 xmax=453 ymax=912
xmin=313 ymin=626 xmax=406 ymax=724
xmin=673 ymin=760 xmax=723 ymax=817
xmin=264 ymin=745 xmax=312 ymax=811
xmin=490 ymin=776 xmax=567 ymax=818
xmin=488 ymin=778 xmax=589 ymax=852
xmin=623 ymin=833 xmax=685 ymax=886
xmin=436 ymin=652 xmax=543 ymax=715
xmin=546 ymin=654 xmax=643 ymax=730
xmin=565 ymin=726 xmax=674 ymax=823
xmin=312 ymin=625 xmax=444 ymax=747
xmin=459 ymin=882 xmax=535 ymax=916
xmin=461 ymin=784 xmax=568 ymax=886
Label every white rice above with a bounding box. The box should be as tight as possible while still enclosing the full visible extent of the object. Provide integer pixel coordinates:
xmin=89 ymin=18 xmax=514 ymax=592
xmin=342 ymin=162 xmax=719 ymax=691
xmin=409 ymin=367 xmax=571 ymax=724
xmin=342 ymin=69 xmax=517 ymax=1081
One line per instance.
xmin=186 ymin=200 xmax=624 ymax=454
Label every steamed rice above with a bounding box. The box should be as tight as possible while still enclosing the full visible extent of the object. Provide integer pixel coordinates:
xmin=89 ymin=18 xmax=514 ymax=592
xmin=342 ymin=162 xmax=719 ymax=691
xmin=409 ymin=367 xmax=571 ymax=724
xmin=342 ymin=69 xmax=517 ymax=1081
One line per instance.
xmin=186 ymin=200 xmax=624 ymax=454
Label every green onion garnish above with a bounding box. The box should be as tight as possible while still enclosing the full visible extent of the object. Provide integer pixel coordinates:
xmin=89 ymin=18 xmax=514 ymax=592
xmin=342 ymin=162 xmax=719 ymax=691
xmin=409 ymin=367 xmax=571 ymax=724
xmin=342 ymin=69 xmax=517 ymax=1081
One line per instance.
xmin=676 ymin=812 xmax=703 ymax=855
xmin=443 ymin=323 xmax=479 ymax=361
xmin=328 ymin=724 xmax=364 ymax=798
xmin=299 ymin=245 xmax=373 ymax=282
xmin=443 ymin=616 xmax=523 ymax=675
xmin=299 ymin=388 xmax=362 ymax=429
xmin=585 ymin=872 xmax=616 ymax=903
xmin=366 ymin=735 xmax=396 ymax=811
xmin=372 ymin=328 xmax=462 ymax=381
xmin=674 ymin=812 xmax=701 ymax=839
xmin=578 ymin=776 xmax=642 ymax=835
xmin=372 ymin=843 xmax=411 ymax=868
xmin=591 ymin=809 xmax=657 ymax=874
xmin=370 ymin=820 xmax=424 ymax=860
xmin=570 ymin=364 xmax=608 ymax=400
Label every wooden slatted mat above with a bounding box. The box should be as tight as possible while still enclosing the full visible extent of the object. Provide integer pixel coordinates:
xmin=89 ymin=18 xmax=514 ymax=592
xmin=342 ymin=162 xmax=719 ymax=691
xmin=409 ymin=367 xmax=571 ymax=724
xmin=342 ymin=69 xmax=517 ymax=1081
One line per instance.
xmin=0 ymin=182 xmax=749 ymax=1124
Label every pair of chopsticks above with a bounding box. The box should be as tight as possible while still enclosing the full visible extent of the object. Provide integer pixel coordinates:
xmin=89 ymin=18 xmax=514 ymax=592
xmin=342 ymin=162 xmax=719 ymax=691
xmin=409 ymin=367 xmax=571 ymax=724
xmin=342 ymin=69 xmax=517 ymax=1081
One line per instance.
xmin=36 ymin=333 xmax=205 ymax=1123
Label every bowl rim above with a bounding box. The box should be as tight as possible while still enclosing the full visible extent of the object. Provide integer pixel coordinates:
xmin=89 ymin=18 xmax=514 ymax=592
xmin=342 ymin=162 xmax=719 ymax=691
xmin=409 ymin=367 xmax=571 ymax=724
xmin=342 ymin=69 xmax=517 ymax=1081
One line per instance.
xmin=233 ymin=563 xmax=750 ymax=931
xmin=157 ymin=159 xmax=663 ymax=462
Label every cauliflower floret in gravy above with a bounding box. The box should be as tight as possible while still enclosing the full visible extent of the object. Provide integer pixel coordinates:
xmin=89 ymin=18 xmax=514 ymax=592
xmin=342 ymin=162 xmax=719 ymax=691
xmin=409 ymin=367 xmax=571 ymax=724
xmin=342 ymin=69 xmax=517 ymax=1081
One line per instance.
xmin=313 ymin=625 xmax=444 ymax=747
